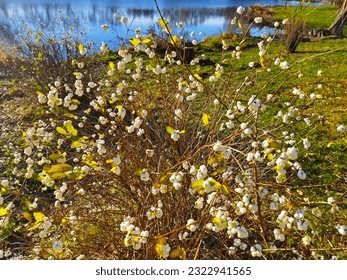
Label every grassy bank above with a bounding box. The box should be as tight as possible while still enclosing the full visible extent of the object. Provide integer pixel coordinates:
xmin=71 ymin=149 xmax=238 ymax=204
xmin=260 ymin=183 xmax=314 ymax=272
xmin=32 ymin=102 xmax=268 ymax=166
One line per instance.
xmin=272 ymin=4 xmax=347 ymax=32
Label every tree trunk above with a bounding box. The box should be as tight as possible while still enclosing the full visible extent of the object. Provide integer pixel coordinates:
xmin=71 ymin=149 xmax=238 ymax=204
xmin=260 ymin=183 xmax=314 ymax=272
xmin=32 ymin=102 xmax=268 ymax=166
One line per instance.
xmin=328 ymin=0 xmax=347 ymax=36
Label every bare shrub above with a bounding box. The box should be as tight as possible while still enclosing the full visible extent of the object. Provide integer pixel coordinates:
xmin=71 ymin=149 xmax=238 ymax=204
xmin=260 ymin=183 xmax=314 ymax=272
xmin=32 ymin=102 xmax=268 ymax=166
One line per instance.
xmin=281 ymin=18 xmax=306 ymax=53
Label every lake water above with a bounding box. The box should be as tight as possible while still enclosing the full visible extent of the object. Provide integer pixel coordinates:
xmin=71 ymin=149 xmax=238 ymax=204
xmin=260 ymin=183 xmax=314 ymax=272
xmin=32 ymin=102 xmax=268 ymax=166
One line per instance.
xmin=0 ymin=0 xmax=328 ymax=50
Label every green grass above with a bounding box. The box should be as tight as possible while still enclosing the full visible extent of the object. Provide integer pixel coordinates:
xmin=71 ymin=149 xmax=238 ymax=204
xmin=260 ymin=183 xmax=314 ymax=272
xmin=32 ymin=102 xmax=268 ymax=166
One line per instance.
xmin=273 ymin=5 xmax=347 ymax=33
xmin=194 ymin=36 xmax=347 ymax=185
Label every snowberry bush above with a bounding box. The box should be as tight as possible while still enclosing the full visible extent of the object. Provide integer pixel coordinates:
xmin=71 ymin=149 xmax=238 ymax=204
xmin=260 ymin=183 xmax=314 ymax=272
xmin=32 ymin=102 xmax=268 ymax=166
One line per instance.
xmin=0 ymin=5 xmax=346 ymax=260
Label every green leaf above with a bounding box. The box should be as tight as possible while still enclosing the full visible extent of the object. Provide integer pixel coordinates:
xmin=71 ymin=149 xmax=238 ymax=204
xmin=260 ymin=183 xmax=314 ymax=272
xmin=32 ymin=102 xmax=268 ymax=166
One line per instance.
xmin=56 ymin=126 xmax=67 ymax=135
xmin=166 ymin=126 xmax=175 ymax=135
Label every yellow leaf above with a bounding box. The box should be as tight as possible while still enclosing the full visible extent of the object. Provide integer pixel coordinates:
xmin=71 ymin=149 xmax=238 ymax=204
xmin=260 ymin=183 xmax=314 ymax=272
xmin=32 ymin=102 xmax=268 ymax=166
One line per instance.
xmin=33 ymin=212 xmax=45 ymax=222
xmin=47 ymin=164 xmax=73 ymax=174
xmin=194 ymin=73 xmax=202 ymax=80
xmin=22 ymin=212 xmax=33 ymax=222
xmin=170 ymin=247 xmax=182 ymax=258
xmin=221 ymin=184 xmax=230 ymax=195
xmin=66 ymin=170 xmax=85 ymax=180
xmin=63 ymin=113 xmax=75 ymax=118
xmin=213 ymin=217 xmax=221 ymax=225
xmin=71 ymin=141 xmax=82 ymax=148
xmin=64 ymin=122 xmax=78 ymax=136
xmin=191 ymin=179 xmax=205 ymax=193
xmin=211 ymin=179 xmax=221 ymax=189
xmin=166 ymin=126 xmax=175 ymax=135
xmin=158 ymin=18 xmax=169 ymax=29
xmin=170 ymin=35 xmax=181 ymax=46
xmin=56 ymin=126 xmax=67 ymax=135
xmin=0 ymin=208 xmax=9 ymax=216
xmin=267 ymin=153 xmax=274 ymax=161
xmin=327 ymin=142 xmax=334 ymax=148
xmin=109 ymin=61 xmax=115 ymax=69
xmin=37 ymin=51 xmax=43 ymax=61
xmin=129 ymin=37 xmax=141 ymax=46
xmin=154 ymin=236 xmax=169 ymax=258
xmin=135 ymin=169 xmax=144 ymax=176
xmin=141 ymin=38 xmax=153 ymax=45
xmin=202 ymin=113 xmax=211 ymax=126
xmin=49 ymin=151 xmax=63 ymax=161
xmin=50 ymin=172 xmax=66 ymax=180
xmin=110 ymin=166 xmax=120 ymax=174
xmin=260 ymin=56 xmax=266 ymax=68
xmin=238 ymin=19 xmax=242 ymax=29
xmin=208 ymin=156 xmax=217 ymax=165
xmin=78 ymin=43 xmax=84 ymax=52
xmin=211 ymin=167 xmax=225 ymax=177
xmin=170 ymin=247 xmax=186 ymax=259
xmin=159 ymin=173 xmax=171 ymax=184
xmin=154 ymin=236 xmax=167 ymax=244
xmin=179 ymin=130 xmax=185 ymax=134
xmin=181 ymin=248 xmax=187 ymax=260
xmin=269 ymin=141 xmax=281 ymax=149
xmin=71 ymin=99 xmax=80 ymax=105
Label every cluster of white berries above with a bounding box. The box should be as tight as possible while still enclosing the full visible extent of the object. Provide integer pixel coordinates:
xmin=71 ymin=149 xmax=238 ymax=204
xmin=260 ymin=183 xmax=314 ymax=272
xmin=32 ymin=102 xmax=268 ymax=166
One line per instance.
xmin=186 ymin=218 xmax=198 ymax=232
xmin=127 ymin=117 xmax=144 ymax=136
xmin=250 ymin=244 xmax=263 ymax=257
xmin=213 ymin=141 xmax=232 ymax=160
xmin=120 ymin=216 xmax=149 ymax=250
xmin=146 ymin=200 xmax=163 ymax=220
xmin=169 ymin=172 xmax=184 ymax=190
xmin=206 ymin=206 xmax=229 ymax=232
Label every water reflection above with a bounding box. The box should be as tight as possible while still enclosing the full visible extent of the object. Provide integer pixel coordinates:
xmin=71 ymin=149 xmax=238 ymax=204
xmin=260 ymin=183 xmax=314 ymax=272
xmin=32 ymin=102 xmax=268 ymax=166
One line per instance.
xmin=0 ymin=1 xmax=326 ymax=49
